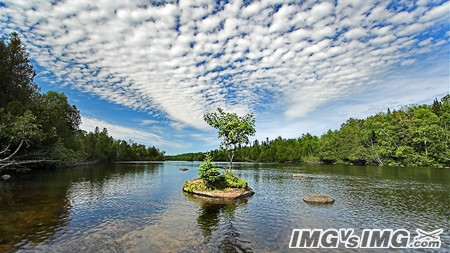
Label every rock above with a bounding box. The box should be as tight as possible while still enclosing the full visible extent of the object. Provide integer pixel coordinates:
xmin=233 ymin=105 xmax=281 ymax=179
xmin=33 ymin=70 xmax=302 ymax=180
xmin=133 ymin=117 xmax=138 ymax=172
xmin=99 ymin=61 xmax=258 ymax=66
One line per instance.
xmin=303 ymin=194 xmax=335 ymax=204
xmin=179 ymin=168 xmax=189 ymax=171
xmin=184 ymin=192 xmax=249 ymax=204
xmin=1 ymin=174 xmax=11 ymax=180
xmin=293 ymin=173 xmax=308 ymax=178
xmin=185 ymin=188 xmax=255 ymax=199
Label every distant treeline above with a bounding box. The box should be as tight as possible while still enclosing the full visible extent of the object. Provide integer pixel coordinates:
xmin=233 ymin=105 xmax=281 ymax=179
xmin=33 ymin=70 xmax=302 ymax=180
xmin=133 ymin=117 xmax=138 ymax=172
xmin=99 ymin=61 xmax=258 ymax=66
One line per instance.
xmin=80 ymin=127 xmax=165 ymax=162
xmin=169 ymin=96 xmax=450 ymax=167
xmin=1 ymin=33 xmax=164 ymax=169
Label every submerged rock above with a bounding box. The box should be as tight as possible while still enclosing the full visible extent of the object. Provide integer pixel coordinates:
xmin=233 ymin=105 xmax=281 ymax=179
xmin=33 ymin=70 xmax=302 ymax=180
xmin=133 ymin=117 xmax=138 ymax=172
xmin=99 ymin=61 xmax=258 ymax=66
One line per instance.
xmin=303 ymin=194 xmax=335 ymax=204
xmin=1 ymin=174 xmax=11 ymax=180
xmin=293 ymin=173 xmax=308 ymax=178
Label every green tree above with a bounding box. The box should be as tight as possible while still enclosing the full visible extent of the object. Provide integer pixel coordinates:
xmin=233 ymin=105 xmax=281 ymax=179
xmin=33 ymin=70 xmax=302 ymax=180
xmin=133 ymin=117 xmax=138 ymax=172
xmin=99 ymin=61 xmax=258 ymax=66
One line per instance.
xmin=204 ymin=108 xmax=256 ymax=171
xmin=0 ymin=33 xmax=43 ymax=167
xmin=0 ymin=33 xmax=166 ymax=168
xmin=363 ymin=114 xmax=385 ymax=165
xmin=0 ymin=110 xmax=43 ymax=168
xmin=319 ymin=130 xmax=338 ymax=163
xmin=439 ymin=95 xmax=450 ymax=165
xmin=33 ymin=91 xmax=81 ymax=146
xmin=0 ymin=32 xmax=39 ymax=108
xmin=198 ymin=153 xmax=221 ymax=186
xmin=299 ymin=133 xmax=320 ymax=161
xmin=410 ymin=106 xmax=442 ymax=166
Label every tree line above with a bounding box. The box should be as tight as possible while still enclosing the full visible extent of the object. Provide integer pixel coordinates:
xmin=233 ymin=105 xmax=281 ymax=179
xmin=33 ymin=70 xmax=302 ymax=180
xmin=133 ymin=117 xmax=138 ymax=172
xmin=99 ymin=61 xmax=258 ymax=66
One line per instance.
xmin=170 ymin=96 xmax=450 ymax=167
xmin=0 ymin=33 xmax=164 ymax=169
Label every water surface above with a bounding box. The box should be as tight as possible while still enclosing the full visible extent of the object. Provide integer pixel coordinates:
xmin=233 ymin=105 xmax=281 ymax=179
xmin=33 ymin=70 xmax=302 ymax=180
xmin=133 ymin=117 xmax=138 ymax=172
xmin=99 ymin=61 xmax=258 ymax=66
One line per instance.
xmin=0 ymin=162 xmax=448 ymax=252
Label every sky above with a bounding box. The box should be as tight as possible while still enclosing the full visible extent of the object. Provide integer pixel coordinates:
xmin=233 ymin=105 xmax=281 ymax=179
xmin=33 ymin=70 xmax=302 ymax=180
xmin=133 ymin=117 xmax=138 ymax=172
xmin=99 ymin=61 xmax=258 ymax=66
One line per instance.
xmin=1 ymin=0 xmax=449 ymax=155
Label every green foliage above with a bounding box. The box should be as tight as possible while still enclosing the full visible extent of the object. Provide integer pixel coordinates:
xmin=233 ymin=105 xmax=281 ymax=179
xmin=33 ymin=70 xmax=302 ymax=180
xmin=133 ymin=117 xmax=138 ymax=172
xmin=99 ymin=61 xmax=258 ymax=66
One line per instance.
xmin=189 ymin=97 xmax=450 ymax=168
xmin=183 ymin=179 xmax=208 ymax=192
xmin=204 ymin=108 xmax=256 ymax=171
xmin=165 ymin=152 xmax=205 ymax=161
xmin=197 ymin=155 xmax=248 ymax=190
xmin=80 ymin=128 xmax=165 ymax=163
xmin=49 ymin=142 xmax=85 ymax=165
xmin=0 ymin=32 xmax=39 ymax=108
xmin=0 ymin=33 xmax=165 ymax=169
xmin=223 ymin=172 xmax=247 ymax=189
xmin=198 ymin=153 xmax=221 ymax=186
xmin=0 ymin=110 xmax=43 ymax=144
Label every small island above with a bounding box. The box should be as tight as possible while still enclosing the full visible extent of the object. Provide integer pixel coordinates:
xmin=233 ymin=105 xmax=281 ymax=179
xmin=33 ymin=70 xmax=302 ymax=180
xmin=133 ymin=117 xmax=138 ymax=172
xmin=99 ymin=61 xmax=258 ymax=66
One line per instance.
xmin=183 ymin=155 xmax=254 ymax=199
xmin=183 ymin=178 xmax=254 ymax=199
xmin=183 ymin=108 xmax=256 ymax=199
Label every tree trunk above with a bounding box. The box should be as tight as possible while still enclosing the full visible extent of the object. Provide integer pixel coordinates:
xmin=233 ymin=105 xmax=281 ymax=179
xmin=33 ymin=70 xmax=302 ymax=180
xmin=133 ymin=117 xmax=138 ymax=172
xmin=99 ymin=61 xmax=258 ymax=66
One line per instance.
xmin=370 ymin=139 xmax=384 ymax=166
xmin=227 ymin=150 xmax=235 ymax=173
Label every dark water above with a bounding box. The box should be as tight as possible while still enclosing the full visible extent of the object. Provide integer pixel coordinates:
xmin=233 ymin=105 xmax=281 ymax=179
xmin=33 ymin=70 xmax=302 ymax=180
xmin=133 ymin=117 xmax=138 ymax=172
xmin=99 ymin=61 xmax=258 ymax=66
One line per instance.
xmin=0 ymin=162 xmax=448 ymax=252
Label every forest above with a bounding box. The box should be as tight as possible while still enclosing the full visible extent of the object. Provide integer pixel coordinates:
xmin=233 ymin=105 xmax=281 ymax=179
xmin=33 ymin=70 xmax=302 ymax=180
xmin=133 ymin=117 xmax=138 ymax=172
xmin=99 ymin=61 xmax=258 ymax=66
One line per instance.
xmin=0 ymin=33 xmax=164 ymax=169
xmin=169 ymin=96 xmax=450 ymax=167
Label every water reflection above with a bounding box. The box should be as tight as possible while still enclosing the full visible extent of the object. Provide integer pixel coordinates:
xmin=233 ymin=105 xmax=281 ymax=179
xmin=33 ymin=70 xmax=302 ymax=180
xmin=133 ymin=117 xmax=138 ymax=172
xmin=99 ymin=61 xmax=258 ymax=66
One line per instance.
xmin=0 ymin=172 xmax=71 ymax=252
xmin=0 ymin=163 xmax=163 ymax=252
xmin=0 ymin=163 xmax=448 ymax=252
xmin=184 ymin=193 xmax=252 ymax=252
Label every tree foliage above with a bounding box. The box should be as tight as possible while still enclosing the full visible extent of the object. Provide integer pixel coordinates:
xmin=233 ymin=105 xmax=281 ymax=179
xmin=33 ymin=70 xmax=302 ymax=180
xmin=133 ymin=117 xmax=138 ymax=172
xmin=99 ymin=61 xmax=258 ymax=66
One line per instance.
xmin=198 ymin=153 xmax=221 ymax=186
xmin=176 ymin=97 xmax=450 ymax=167
xmin=0 ymin=32 xmax=39 ymax=108
xmin=204 ymin=108 xmax=256 ymax=171
xmin=197 ymin=153 xmax=248 ymax=190
xmin=0 ymin=33 xmax=165 ymax=169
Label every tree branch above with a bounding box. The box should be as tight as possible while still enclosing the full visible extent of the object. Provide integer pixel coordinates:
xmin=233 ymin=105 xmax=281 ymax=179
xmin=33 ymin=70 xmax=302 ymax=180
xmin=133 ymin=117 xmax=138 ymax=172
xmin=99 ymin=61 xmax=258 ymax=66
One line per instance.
xmin=0 ymin=159 xmax=58 ymax=169
xmin=0 ymin=139 xmax=24 ymax=162
xmin=0 ymin=143 xmax=10 ymax=155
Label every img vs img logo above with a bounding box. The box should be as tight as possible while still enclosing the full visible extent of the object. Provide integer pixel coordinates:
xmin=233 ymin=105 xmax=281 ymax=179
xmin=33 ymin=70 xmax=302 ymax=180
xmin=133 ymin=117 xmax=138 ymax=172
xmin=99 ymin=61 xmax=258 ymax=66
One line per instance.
xmin=410 ymin=229 xmax=443 ymax=248
xmin=289 ymin=228 xmax=444 ymax=249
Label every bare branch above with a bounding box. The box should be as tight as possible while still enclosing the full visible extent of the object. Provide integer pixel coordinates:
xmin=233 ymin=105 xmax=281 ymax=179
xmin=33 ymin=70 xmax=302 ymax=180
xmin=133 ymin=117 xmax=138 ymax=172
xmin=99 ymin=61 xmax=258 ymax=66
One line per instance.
xmin=0 ymin=143 xmax=10 ymax=155
xmin=0 ymin=161 xmax=14 ymax=169
xmin=0 ymin=139 xmax=24 ymax=162
xmin=0 ymin=159 xmax=57 ymax=169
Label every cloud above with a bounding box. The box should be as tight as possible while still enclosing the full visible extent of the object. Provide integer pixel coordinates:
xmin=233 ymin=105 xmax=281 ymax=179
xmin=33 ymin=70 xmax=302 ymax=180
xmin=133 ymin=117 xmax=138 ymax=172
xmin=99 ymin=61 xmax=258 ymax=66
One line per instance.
xmin=139 ymin=119 xmax=159 ymax=126
xmin=80 ymin=116 xmax=182 ymax=149
xmin=1 ymin=0 xmax=448 ymax=134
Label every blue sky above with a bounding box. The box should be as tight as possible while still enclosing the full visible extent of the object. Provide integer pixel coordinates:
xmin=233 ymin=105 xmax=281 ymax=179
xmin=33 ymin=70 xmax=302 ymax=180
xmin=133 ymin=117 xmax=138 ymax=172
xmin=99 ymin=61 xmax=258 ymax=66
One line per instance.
xmin=1 ymin=0 xmax=449 ymax=155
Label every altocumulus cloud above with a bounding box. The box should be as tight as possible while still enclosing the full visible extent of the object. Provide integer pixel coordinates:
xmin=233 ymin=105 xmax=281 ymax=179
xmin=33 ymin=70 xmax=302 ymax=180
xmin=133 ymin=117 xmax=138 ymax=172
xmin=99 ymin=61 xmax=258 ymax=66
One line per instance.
xmin=1 ymin=0 xmax=448 ymax=142
xmin=80 ymin=116 xmax=183 ymax=149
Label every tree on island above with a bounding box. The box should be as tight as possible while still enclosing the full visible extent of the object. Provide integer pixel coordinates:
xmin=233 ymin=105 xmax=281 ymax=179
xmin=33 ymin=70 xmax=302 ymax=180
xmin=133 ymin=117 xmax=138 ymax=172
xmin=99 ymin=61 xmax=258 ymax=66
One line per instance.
xmin=182 ymin=108 xmax=256 ymax=194
xmin=204 ymin=108 xmax=256 ymax=172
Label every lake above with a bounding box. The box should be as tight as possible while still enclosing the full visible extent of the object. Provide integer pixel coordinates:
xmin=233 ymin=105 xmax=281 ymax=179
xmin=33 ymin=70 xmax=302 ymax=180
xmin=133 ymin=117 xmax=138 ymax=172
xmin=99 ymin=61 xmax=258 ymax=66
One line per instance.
xmin=0 ymin=162 xmax=448 ymax=252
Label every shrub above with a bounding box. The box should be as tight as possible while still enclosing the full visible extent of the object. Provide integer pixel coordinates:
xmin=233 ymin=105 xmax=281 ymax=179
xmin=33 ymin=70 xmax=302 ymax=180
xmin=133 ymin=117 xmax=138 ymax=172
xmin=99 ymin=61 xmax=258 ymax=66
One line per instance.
xmin=198 ymin=154 xmax=248 ymax=190
xmin=183 ymin=179 xmax=208 ymax=192
xmin=224 ymin=171 xmax=247 ymax=189
xmin=198 ymin=153 xmax=221 ymax=186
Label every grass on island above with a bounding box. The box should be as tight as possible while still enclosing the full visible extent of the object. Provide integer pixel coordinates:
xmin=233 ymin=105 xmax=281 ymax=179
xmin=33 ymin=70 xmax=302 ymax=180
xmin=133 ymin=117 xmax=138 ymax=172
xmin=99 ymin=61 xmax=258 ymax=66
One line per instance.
xmin=183 ymin=172 xmax=248 ymax=193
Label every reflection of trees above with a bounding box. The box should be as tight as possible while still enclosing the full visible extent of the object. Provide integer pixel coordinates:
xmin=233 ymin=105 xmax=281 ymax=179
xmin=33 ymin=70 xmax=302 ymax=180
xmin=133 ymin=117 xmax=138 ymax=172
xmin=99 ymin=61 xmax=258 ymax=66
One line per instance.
xmin=0 ymin=174 xmax=71 ymax=252
xmin=197 ymin=203 xmax=224 ymax=238
xmin=184 ymin=193 xmax=252 ymax=252
xmin=0 ymin=163 xmax=161 ymax=252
